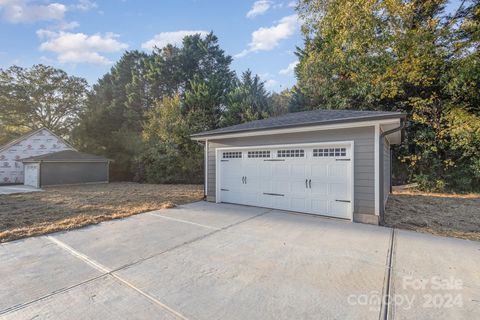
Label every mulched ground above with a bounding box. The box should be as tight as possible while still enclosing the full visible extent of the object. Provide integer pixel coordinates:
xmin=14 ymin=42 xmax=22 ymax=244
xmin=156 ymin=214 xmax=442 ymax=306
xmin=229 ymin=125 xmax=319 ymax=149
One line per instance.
xmin=384 ymin=190 xmax=480 ymax=241
xmin=0 ymin=182 xmax=203 ymax=242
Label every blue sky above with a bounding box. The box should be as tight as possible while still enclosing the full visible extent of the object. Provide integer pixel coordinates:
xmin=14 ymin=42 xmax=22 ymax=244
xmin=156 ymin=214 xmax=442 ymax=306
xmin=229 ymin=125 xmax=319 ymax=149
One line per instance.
xmin=0 ymin=0 xmax=302 ymax=92
xmin=0 ymin=0 xmax=463 ymax=92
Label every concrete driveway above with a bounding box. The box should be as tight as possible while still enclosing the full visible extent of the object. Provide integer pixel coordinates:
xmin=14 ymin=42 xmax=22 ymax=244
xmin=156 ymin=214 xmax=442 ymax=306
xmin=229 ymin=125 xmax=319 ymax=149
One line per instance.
xmin=0 ymin=185 xmax=42 ymax=195
xmin=0 ymin=202 xmax=479 ymax=319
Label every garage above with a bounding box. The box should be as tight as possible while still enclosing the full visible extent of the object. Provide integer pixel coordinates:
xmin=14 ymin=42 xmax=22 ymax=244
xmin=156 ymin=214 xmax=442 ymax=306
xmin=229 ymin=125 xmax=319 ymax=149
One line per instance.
xmin=191 ymin=109 xmax=406 ymax=225
xmin=20 ymin=150 xmax=111 ymax=188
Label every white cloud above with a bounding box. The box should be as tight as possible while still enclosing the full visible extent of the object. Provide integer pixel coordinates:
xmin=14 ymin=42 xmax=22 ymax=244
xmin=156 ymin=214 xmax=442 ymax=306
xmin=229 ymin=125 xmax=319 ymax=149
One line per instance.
xmin=264 ymin=79 xmax=278 ymax=89
xmin=56 ymin=20 xmax=80 ymax=30
xmin=72 ymin=0 xmax=97 ymax=11
xmin=0 ymin=0 xmax=66 ymax=23
xmin=246 ymin=0 xmax=271 ymax=19
xmin=141 ymin=30 xmax=209 ymax=50
xmin=37 ymin=30 xmax=128 ymax=64
xmin=287 ymin=1 xmax=296 ymax=8
xmin=235 ymin=14 xmax=300 ymax=58
xmin=279 ymin=60 xmax=298 ymax=75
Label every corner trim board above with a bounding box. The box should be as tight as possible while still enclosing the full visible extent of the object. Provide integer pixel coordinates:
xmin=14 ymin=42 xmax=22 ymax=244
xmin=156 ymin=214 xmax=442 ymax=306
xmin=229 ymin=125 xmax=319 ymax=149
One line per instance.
xmin=374 ymin=124 xmax=380 ymax=216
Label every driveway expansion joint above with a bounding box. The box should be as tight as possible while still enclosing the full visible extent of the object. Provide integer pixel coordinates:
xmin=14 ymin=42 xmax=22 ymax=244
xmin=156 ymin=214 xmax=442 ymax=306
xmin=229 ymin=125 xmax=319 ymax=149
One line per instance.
xmin=379 ymin=228 xmax=396 ymax=320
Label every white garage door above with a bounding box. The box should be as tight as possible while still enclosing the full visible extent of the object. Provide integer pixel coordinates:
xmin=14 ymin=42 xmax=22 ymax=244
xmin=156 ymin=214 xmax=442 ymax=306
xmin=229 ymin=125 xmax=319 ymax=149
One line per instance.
xmin=24 ymin=163 xmax=40 ymax=188
xmin=218 ymin=144 xmax=353 ymax=219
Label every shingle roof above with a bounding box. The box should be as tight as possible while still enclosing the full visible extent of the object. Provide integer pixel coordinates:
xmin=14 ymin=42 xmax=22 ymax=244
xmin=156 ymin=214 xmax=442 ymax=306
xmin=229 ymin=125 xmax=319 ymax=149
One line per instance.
xmin=20 ymin=150 xmax=110 ymax=162
xmin=191 ymin=109 xmax=406 ymax=138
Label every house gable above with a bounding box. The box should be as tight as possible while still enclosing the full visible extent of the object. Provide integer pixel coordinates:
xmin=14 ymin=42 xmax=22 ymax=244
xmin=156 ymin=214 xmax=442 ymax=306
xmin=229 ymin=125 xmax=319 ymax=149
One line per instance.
xmin=0 ymin=128 xmax=75 ymax=184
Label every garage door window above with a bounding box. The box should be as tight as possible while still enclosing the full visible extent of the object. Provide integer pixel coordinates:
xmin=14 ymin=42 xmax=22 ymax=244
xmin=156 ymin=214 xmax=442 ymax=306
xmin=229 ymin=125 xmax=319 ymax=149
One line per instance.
xmin=248 ymin=150 xmax=270 ymax=158
xmin=223 ymin=151 xmax=242 ymax=159
xmin=313 ymin=148 xmax=346 ymax=157
xmin=277 ymin=149 xmax=305 ymax=158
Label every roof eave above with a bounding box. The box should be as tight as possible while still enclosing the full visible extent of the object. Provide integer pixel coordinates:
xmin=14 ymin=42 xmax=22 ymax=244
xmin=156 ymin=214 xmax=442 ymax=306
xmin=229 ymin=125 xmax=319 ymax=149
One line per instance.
xmin=191 ymin=114 xmax=406 ymax=140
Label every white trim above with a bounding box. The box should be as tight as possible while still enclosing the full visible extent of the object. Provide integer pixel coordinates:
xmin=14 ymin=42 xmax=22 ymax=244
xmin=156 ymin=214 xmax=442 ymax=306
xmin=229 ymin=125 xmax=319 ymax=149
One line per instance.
xmin=215 ymin=141 xmax=354 ymax=221
xmin=216 ymin=141 xmax=353 ymax=151
xmin=204 ymin=139 xmax=208 ymax=196
xmin=192 ymin=119 xmax=399 ymax=141
xmin=215 ymin=148 xmax=220 ymax=204
xmin=374 ymin=124 xmax=380 ymax=216
xmin=350 ymin=140 xmax=355 ymax=219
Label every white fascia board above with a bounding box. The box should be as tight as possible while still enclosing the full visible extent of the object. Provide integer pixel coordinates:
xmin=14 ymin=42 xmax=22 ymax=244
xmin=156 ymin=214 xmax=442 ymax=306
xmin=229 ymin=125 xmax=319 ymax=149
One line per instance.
xmin=192 ymin=119 xmax=400 ymax=141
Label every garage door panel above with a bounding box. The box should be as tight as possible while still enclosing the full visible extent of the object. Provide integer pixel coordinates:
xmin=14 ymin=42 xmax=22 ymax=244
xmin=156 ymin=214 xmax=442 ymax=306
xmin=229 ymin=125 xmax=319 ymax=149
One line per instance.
xmin=330 ymin=201 xmax=350 ymax=218
xmin=311 ymin=164 xmax=327 ymax=177
xmin=328 ymin=163 xmax=348 ymax=178
xmin=290 ymin=180 xmax=307 ymax=194
xmin=310 ymin=183 xmax=328 ymax=196
xmin=312 ymin=198 xmax=329 ymax=211
xmin=289 ymin=197 xmax=308 ymax=212
xmin=259 ymin=163 xmax=273 ymax=177
xmin=329 ymin=183 xmax=349 ymax=198
xmin=275 ymin=182 xmax=290 ymax=194
xmin=273 ymin=163 xmax=290 ymax=177
xmin=242 ymin=192 xmax=260 ymax=207
xmin=291 ymin=164 xmax=307 ymax=177
xmin=222 ymin=177 xmax=240 ymax=190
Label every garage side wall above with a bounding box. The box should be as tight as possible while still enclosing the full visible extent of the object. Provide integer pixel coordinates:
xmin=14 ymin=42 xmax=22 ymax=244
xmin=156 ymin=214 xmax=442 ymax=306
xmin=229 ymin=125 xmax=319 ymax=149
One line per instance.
xmin=40 ymin=162 xmax=109 ymax=186
xmin=383 ymin=137 xmax=391 ymax=206
xmin=207 ymin=126 xmax=376 ymax=217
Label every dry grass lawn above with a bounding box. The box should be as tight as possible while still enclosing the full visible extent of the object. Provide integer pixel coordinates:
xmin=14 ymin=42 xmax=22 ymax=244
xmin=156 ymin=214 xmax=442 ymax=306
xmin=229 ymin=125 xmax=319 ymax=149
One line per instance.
xmin=385 ymin=190 xmax=480 ymax=241
xmin=0 ymin=182 xmax=203 ymax=243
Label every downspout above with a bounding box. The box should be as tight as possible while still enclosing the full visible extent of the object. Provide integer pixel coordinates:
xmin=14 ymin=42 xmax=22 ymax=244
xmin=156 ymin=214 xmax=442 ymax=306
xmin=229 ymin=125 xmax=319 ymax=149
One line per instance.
xmin=379 ymin=118 xmax=405 ymax=222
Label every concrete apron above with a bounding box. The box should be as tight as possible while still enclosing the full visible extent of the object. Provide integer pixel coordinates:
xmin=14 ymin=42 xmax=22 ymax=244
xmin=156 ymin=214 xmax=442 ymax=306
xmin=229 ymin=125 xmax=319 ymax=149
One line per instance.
xmin=0 ymin=201 xmax=478 ymax=319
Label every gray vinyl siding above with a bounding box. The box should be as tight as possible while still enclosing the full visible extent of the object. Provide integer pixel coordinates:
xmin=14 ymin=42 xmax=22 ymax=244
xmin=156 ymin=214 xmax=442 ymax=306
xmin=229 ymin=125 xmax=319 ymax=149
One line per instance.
xmin=40 ymin=162 xmax=109 ymax=186
xmin=383 ymin=137 xmax=391 ymax=205
xmin=207 ymin=126 xmax=376 ymax=216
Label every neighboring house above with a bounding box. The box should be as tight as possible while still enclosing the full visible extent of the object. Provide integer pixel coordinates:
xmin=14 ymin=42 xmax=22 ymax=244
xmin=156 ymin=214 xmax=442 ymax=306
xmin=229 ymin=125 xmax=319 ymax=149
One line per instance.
xmin=0 ymin=128 xmax=74 ymax=185
xmin=191 ymin=109 xmax=406 ymax=225
xmin=21 ymin=150 xmax=110 ymax=188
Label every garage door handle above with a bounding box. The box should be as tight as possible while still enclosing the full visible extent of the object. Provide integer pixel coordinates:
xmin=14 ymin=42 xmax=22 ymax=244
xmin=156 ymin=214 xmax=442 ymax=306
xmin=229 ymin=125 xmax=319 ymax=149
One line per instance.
xmin=245 ymin=176 xmax=247 ymax=184
xmin=242 ymin=176 xmax=245 ymax=184
xmin=309 ymin=179 xmax=311 ymax=188
xmin=335 ymin=200 xmax=351 ymax=203
xmin=305 ymin=179 xmax=308 ymax=188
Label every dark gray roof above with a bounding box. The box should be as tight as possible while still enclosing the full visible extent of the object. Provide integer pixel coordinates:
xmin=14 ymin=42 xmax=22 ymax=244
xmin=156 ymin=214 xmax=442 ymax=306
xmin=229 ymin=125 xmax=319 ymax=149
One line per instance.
xmin=191 ymin=109 xmax=406 ymax=138
xmin=20 ymin=150 xmax=110 ymax=162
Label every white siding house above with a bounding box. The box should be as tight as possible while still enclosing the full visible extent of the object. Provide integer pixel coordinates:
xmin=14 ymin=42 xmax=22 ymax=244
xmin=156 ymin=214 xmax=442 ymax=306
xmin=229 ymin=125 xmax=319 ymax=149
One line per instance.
xmin=0 ymin=128 xmax=74 ymax=184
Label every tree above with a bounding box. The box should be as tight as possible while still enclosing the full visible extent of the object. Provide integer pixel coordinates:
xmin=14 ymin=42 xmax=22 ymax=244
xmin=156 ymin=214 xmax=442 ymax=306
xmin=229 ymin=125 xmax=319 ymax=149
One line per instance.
xmin=76 ymin=33 xmax=238 ymax=181
xmin=0 ymin=64 xmax=88 ymax=141
xmin=141 ymin=95 xmax=203 ymax=183
xmin=74 ymin=51 xmax=149 ymax=180
xmin=222 ymin=70 xmax=270 ymax=126
xmin=147 ymin=32 xmax=236 ymax=100
xmin=296 ymin=0 xmax=480 ymax=192
xmin=269 ymin=88 xmax=292 ymax=116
